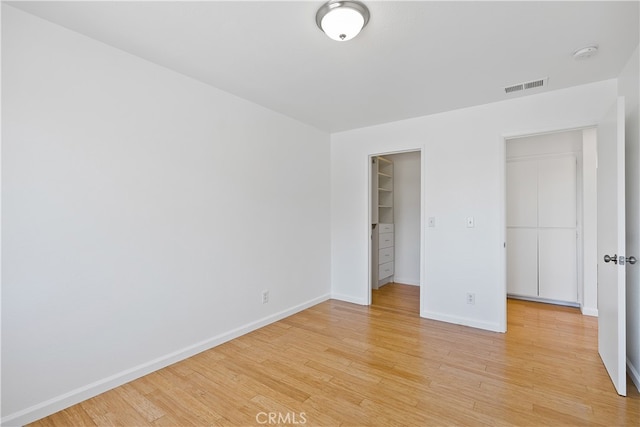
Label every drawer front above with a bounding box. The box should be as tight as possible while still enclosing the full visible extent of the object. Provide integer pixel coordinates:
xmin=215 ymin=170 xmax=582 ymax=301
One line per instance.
xmin=379 ymin=247 xmax=394 ymax=265
xmin=379 ymin=223 xmax=394 ymax=234
xmin=379 ymin=232 xmax=394 ymax=249
xmin=378 ymin=261 xmax=394 ymax=279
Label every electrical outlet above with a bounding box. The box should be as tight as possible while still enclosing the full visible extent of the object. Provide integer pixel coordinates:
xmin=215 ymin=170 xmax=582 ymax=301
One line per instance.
xmin=466 ymin=293 xmax=475 ymax=305
xmin=262 ymin=290 xmax=269 ymax=304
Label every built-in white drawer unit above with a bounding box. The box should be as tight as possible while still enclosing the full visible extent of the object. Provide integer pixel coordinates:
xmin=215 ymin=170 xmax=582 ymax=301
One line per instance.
xmin=379 ymin=261 xmax=394 ymax=279
xmin=379 ymin=223 xmax=394 ymax=233
xmin=379 ymin=232 xmax=394 ymax=249
xmin=379 ymin=246 xmax=394 ymax=264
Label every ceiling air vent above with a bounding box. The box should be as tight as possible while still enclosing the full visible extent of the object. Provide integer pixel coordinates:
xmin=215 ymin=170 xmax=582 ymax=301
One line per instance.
xmin=524 ymin=79 xmax=545 ymax=89
xmin=504 ymin=83 xmax=524 ymax=93
xmin=504 ymin=77 xmax=548 ymax=94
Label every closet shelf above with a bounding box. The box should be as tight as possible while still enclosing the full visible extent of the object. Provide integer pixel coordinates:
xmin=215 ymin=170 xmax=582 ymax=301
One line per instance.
xmin=372 ymin=155 xmax=394 ymax=289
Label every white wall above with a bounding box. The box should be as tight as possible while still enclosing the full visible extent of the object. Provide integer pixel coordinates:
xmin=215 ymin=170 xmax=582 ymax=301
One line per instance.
xmin=582 ymin=128 xmax=598 ymax=317
xmin=619 ymin=45 xmax=640 ymax=392
xmin=1 ymin=6 xmax=331 ymax=425
xmin=331 ymin=80 xmax=617 ymax=332
xmin=388 ymin=152 xmax=421 ymax=286
xmin=506 ymin=131 xmax=583 ymax=156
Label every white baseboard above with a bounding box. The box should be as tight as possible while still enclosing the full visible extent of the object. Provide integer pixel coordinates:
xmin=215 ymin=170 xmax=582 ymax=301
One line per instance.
xmin=581 ymin=306 xmax=598 ymax=317
xmin=393 ymin=277 xmax=420 ymax=286
xmin=330 ymin=292 xmax=367 ymax=305
xmin=628 ymin=358 xmax=640 ymax=394
xmin=421 ymin=310 xmax=505 ymax=333
xmin=508 ymin=294 xmax=580 ymax=308
xmin=1 ymin=293 xmax=331 ymax=427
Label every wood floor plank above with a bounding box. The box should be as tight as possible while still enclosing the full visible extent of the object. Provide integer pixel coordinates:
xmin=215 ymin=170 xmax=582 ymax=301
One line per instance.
xmin=113 ymin=383 xmax=165 ymax=423
xmin=29 ymin=283 xmax=640 ymax=426
xmin=53 ymin=407 xmax=97 ymax=427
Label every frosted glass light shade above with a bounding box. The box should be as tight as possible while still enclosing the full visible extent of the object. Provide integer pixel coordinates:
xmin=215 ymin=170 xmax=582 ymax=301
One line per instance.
xmin=321 ymin=8 xmax=364 ymax=41
xmin=316 ymin=1 xmax=370 ymax=42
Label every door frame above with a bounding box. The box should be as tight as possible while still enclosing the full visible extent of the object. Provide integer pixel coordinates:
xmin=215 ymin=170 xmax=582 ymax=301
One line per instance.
xmin=501 ymin=122 xmax=599 ymax=331
xmin=367 ymin=148 xmax=425 ymax=313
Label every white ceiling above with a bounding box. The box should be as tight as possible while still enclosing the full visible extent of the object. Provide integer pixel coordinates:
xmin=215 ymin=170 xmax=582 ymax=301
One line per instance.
xmin=7 ymin=1 xmax=639 ymax=132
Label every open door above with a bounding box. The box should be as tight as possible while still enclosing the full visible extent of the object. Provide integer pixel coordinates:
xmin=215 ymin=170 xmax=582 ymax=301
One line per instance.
xmin=597 ymin=96 xmax=626 ymax=396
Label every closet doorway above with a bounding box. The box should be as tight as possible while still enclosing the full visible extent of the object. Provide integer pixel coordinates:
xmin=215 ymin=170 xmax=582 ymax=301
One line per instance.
xmin=369 ymin=150 xmax=423 ymax=313
xmin=505 ymin=128 xmax=597 ymax=314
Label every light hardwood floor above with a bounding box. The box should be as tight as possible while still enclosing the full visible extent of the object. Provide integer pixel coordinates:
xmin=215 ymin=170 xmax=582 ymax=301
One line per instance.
xmin=31 ymin=283 xmax=639 ymax=426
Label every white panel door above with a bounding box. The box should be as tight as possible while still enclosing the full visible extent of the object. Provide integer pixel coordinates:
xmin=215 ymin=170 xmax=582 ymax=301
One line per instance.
xmin=538 ymin=228 xmax=577 ymax=302
xmin=506 ymin=160 xmax=538 ymax=227
xmin=597 ymin=97 xmax=626 ymax=396
xmin=538 ymin=156 xmax=577 ymax=228
xmin=507 ymin=228 xmax=538 ymax=296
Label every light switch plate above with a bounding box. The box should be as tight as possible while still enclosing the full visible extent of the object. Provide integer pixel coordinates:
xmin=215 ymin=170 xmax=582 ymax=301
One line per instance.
xmin=428 ymin=217 xmax=436 ymax=227
xmin=466 ymin=217 xmax=475 ymax=228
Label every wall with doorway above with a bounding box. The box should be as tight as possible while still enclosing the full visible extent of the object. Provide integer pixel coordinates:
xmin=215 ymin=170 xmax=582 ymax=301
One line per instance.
xmin=388 ymin=152 xmax=421 ymax=286
xmin=331 ymin=80 xmax=617 ymax=332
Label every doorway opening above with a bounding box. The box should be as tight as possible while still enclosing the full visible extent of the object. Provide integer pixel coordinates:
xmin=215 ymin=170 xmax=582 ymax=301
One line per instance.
xmin=369 ymin=150 xmax=423 ymax=314
xmin=504 ymin=128 xmax=597 ymax=314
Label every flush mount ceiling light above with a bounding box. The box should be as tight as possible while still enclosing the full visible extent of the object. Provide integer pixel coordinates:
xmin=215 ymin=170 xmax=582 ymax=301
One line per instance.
xmin=573 ymin=45 xmax=599 ymax=60
xmin=316 ymin=0 xmax=370 ymax=41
